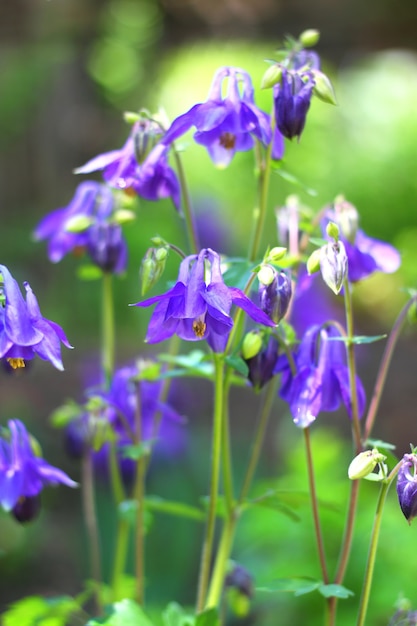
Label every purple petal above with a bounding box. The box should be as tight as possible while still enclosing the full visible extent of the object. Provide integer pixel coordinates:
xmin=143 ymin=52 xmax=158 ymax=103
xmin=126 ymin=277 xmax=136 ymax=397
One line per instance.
xmin=74 ymin=149 xmax=125 ymax=174
xmin=229 ymin=287 xmax=276 ymax=327
xmin=0 ymin=265 xmax=43 ymax=347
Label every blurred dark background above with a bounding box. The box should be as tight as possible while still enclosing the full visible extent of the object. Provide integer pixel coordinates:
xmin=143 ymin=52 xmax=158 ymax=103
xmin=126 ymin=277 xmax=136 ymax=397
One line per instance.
xmin=1 ymin=0 xmax=417 ymax=624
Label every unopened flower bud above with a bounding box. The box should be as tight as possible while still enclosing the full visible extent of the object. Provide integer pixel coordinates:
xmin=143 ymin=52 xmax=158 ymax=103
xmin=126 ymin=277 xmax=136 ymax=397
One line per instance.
xmin=261 ymin=64 xmax=283 ymax=90
xmin=140 ymin=247 xmax=168 ymax=295
xmin=299 ymin=29 xmax=320 ymax=47
xmin=306 ymin=248 xmax=322 ymax=275
xmin=320 ymin=240 xmax=348 ymax=294
xmin=259 ymin=267 xmax=292 ymax=324
xmin=241 ymin=331 xmax=263 ymax=360
xmin=334 ymin=196 xmax=359 ymax=243
xmin=326 ymin=221 xmax=340 ymax=241
xmin=348 ymin=448 xmax=386 ymax=480
xmin=397 ymin=453 xmax=417 ymax=523
xmin=266 ymin=246 xmax=287 ymax=263
xmin=244 ymin=335 xmax=279 ymax=390
xmin=113 ymin=209 xmax=136 ymax=224
xmin=65 ymin=214 xmax=93 ymax=233
xmin=12 ymin=495 xmax=41 ymax=523
xmin=225 ymin=563 xmax=254 ymax=618
xmin=311 ymin=70 xmax=337 ymax=105
xmin=87 ymin=222 xmax=127 ymax=274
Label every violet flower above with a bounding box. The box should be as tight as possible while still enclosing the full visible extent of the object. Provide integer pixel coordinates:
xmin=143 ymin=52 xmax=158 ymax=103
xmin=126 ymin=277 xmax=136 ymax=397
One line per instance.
xmin=162 ymin=67 xmax=274 ymax=167
xmin=34 ymin=181 xmax=127 ymax=273
xmin=134 ymin=248 xmax=275 ymax=353
xmin=397 ymin=453 xmax=417 ymax=523
xmin=273 ymin=69 xmax=315 ymax=140
xmin=322 ymin=204 xmax=401 ymax=282
xmin=0 ymin=419 xmax=77 ymax=519
xmin=0 ymin=264 xmax=72 ymax=370
xmin=276 ymin=324 xmax=366 ymax=428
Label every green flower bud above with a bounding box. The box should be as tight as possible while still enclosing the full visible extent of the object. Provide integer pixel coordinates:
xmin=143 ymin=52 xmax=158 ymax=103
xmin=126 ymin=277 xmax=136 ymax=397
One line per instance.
xmin=326 ymin=221 xmax=340 ymax=241
xmin=113 ymin=209 xmax=136 ymax=224
xmin=64 ymin=214 xmax=94 ymax=233
xmin=123 ymin=111 xmax=141 ymax=125
xmin=241 ymin=331 xmax=263 ymax=360
xmin=348 ymin=448 xmax=387 ymax=480
xmin=140 ymin=247 xmax=168 ymax=295
xmin=311 ymin=70 xmax=337 ymax=105
xmin=258 ymin=264 xmax=275 ymax=286
xmin=261 ymin=64 xmax=283 ymax=90
xmin=299 ymin=29 xmax=320 ymax=47
xmin=306 ymin=248 xmax=322 ymax=275
xmin=267 ymin=246 xmax=287 ymax=263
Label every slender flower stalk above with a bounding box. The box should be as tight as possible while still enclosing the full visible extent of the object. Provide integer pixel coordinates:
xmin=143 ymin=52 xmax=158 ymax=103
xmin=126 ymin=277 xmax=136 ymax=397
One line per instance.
xmin=342 ymin=277 xmax=362 ymax=452
xmin=248 ymin=137 xmax=273 ymax=262
xmin=133 ymin=381 xmax=146 ymax=605
xmin=82 ymin=450 xmax=103 ymax=614
xmin=172 ymin=147 xmax=200 ymax=254
xmin=356 ymin=464 xmax=401 ymax=626
xmin=196 ymin=354 xmax=226 ymax=612
xmin=364 ymin=294 xmax=417 ymax=441
xmin=102 ymin=273 xmax=115 ymax=387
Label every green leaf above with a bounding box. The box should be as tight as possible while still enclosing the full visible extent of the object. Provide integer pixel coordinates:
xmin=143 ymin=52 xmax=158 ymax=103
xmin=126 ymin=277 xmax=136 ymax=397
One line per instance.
xmin=76 ymin=264 xmax=104 ymax=281
xmin=257 ymin=577 xmax=320 ymax=596
xmin=328 ymin=334 xmax=387 ymax=345
xmin=318 ymin=583 xmax=354 ymax=599
xmin=195 ymin=608 xmax=219 ymax=626
xmin=272 ymin=167 xmax=318 ymax=197
xmin=222 ymin=258 xmax=253 ymax=291
xmin=2 ymin=595 xmax=79 ymax=626
xmin=158 ymin=351 xmax=214 ymax=379
xmin=162 ymin=603 xmax=195 ymax=626
xmin=50 ymin=400 xmax=84 ymax=428
xmin=225 ymin=355 xmax=249 ymax=377
xmin=365 ymin=438 xmax=396 ymax=451
xmin=145 ymin=496 xmax=206 ymax=521
xmin=308 ymin=237 xmax=327 ymax=247
xmin=87 ymin=599 xmax=154 ymax=626
xmin=122 ymin=442 xmax=154 ymax=460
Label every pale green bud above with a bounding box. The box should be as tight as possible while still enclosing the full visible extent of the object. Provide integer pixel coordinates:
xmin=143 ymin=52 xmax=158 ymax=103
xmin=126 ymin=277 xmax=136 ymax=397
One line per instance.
xmin=64 ymin=214 xmax=93 ymax=233
xmin=267 ymin=246 xmax=287 ymax=263
xmin=241 ymin=331 xmax=263 ymax=360
xmin=348 ymin=449 xmax=387 ymax=480
xmin=113 ymin=209 xmax=136 ymax=224
xmin=326 ymin=221 xmax=340 ymax=241
xmin=140 ymin=247 xmax=168 ymax=295
xmin=306 ymin=248 xmax=322 ymax=275
xmin=261 ymin=64 xmax=283 ymax=90
xmin=299 ymin=29 xmax=320 ymax=47
xmin=258 ymin=264 xmax=275 ymax=286
xmin=311 ymin=70 xmax=337 ymax=105
xmin=123 ymin=111 xmax=141 ymax=125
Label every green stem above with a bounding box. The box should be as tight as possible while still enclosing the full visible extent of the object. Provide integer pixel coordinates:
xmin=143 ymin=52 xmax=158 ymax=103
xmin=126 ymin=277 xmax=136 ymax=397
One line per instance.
xmin=343 ymin=278 xmax=362 ymax=453
xmin=356 ymin=464 xmax=401 ymax=626
xmin=172 ymin=148 xmax=200 ymax=254
xmin=205 ymin=512 xmax=237 ymax=609
xmin=102 ymin=273 xmax=115 ymax=387
xmin=248 ymin=139 xmax=273 ymax=263
xmin=82 ymin=451 xmax=103 ymax=614
xmin=303 ymin=427 xmax=329 ymax=584
xmin=364 ymin=295 xmax=417 ymax=442
xmin=133 ymin=381 xmax=146 ymax=605
xmin=196 ymin=354 xmax=225 ymax=612
xmin=111 ymin=519 xmax=130 ymax=600
xmin=221 ymin=369 xmax=234 ymax=519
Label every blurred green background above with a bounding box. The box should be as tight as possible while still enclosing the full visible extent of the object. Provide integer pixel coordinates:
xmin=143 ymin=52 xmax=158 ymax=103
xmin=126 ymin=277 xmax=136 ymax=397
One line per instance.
xmin=1 ymin=0 xmax=417 ymax=624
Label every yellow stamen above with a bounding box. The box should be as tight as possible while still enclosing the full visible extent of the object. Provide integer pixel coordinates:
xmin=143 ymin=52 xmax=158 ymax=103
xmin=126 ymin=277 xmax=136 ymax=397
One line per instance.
xmin=192 ymin=319 xmax=206 ymax=338
xmin=7 ymin=358 xmax=25 ymax=370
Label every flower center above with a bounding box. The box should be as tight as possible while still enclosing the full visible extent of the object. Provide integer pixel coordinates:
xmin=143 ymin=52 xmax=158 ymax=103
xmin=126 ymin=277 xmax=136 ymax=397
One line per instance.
xmin=7 ymin=358 xmax=25 ymax=370
xmin=219 ymin=132 xmax=236 ymax=150
xmin=192 ymin=316 xmax=207 ymax=338
xmin=72 ymin=245 xmax=86 ymax=258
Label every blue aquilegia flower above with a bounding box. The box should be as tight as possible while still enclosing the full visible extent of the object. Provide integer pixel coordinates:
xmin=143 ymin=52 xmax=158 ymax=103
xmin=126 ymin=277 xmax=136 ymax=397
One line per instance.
xmin=75 ymin=122 xmax=181 ymax=210
xmin=0 ymin=264 xmax=72 ymax=370
xmin=397 ymin=453 xmax=417 ymax=523
xmin=34 ymin=181 xmax=127 ymax=273
xmin=65 ymin=363 xmax=187 ymax=482
xmin=134 ymin=248 xmax=275 ymax=353
xmin=0 ymin=419 xmax=77 ymax=521
xmin=322 ymin=200 xmax=401 ymax=282
xmin=276 ymin=324 xmax=366 ymax=428
xmin=162 ymin=67 xmax=274 ymax=167
xmin=273 ymin=69 xmax=315 ymax=140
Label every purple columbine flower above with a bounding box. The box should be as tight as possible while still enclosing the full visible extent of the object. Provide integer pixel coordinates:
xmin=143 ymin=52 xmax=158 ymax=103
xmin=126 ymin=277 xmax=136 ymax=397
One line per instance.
xmin=75 ymin=124 xmax=181 ymax=211
xmin=134 ymin=248 xmax=275 ymax=353
xmin=322 ymin=204 xmax=401 ymax=282
xmin=258 ymin=266 xmax=292 ymax=324
xmin=273 ymin=69 xmax=315 ymax=140
xmin=34 ymin=181 xmax=128 ymax=273
xmin=276 ymin=324 xmax=366 ymax=428
xmin=161 ymin=67 xmax=274 ymax=167
xmin=0 ymin=419 xmax=77 ymax=520
xmin=244 ymin=335 xmax=279 ymax=391
xmin=397 ymin=453 xmax=417 ymax=523
xmin=0 ymin=265 xmax=72 ymax=371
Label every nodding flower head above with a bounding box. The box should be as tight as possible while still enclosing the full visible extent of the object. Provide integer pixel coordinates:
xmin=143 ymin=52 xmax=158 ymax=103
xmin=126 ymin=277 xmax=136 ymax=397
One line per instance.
xmin=133 ymin=248 xmax=275 ymax=353
xmin=273 ymin=69 xmax=315 ymax=140
xmin=397 ymin=453 xmax=417 ymax=523
xmin=161 ymin=67 xmax=273 ymax=168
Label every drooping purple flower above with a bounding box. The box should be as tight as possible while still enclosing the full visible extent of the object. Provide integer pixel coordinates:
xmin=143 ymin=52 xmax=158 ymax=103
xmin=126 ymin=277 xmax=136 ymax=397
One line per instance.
xmin=397 ymin=453 xmax=417 ymax=523
xmin=0 ymin=419 xmax=77 ymax=516
xmin=161 ymin=67 xmax=274 ymax=167
xmin=134 ymin=248 xmax=275 ymax=353
xmin=75 ymin=126 xmax=181 ymax=211
xmin=0 ymin=264 xmax=72 ymax=370
xmin=322 ymin=203 xmax=401 ymax=282
xmin=245 ymin=335 xmax=279 ymax=391
xmin=258 ymin=266 xmax=292 ymax=324
xmin=276 ymin=324 xmax=366 ymax=428
xmin=273 ymin=69 xmax=315 ymax=140
xmin=34 ymin=181 xmax=128 ymax=273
